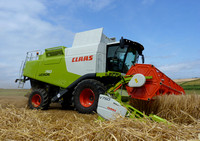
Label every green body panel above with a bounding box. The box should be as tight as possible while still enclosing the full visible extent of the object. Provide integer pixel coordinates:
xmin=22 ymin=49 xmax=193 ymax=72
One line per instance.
xmin=23 ymin=46 xmax=80 ymax=88
xmin=96 ymin=71 xmax=122 ymax=77
xmin=24 ymin=60 xmax=40 ymax=79
xmin=43 ymin=56 xmax=63 ymax=64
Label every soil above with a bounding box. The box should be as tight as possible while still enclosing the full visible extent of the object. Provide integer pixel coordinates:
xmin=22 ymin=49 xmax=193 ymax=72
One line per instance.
xmin=0 ymin=96 xmax=28 ymax=108
xmin=0 ymin=96 xmax=62 ymax=109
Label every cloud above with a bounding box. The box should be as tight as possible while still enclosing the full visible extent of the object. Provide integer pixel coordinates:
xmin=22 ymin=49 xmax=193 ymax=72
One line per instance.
xmin=80 ymin=0 xmax=115 ymax=11
xmin=0 ymin=1 xmax=75 ymax=52
xmin=0 ymin=0 xmax=45 ymax=15
xmin=145 ymin=54 xmax=176 ymax=59
xmin=160 ymin=63 xmax=191 ymax=73
xmin=45 ymin=0 xmax=114 ymax=12
xmin=0 ymin=0 xmax=74 ymax=88
xmin=0 ymin=0 xmax=115 ymax=88
xmin=159 ymin=60 xmax=200 ymax=79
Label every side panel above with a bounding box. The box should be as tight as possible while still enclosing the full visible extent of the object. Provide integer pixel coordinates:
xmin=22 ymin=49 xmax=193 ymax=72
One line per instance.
xmin=96 ymin=43 xmax=107 ymax=73
xmin=65 ymin=43 xmax=107 ymax=75
xmin=44 ymin=56 xmax=62 ymax=65
xmin=23 ymin=54 xmax=81 ymax=88
xmin=65 ymin=46 xmax=97 ymax=76
xmin=23 ymin=60 xmax=40 ymax=79
xmin=96 ymin=53 xmax=104 ymax=73
xmin=35 ymin=56 xmax=80 ymax=88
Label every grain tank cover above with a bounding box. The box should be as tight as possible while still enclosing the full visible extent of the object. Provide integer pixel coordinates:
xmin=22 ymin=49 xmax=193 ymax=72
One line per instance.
xmin=72 ymin=28 xmax=116 ymax=48
xmin=45 ymin=46 xmax=66 ymax=57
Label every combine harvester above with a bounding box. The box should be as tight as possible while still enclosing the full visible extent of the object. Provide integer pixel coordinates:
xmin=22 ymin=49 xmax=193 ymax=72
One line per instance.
xmin=16 ymin=28 xmax=185 ymax=122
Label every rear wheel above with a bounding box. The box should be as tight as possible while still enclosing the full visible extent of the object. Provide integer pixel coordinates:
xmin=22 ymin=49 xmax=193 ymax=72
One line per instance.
xmin=28 ymin=88 xmax=50 ymax=110
xmin=73 ymin=79 xmax=106 ymax=113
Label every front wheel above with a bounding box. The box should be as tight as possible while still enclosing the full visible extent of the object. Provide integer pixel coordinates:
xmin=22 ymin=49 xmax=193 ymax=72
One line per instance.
xmin=73 ymin=79 xmax=106 ymax=113
xmin=28 ymin=88 xmax=50 ymax=110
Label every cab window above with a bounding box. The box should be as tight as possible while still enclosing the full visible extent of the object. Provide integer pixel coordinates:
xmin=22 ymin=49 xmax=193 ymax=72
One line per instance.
xmin=106 ymin=44 xmax=139 ymax=73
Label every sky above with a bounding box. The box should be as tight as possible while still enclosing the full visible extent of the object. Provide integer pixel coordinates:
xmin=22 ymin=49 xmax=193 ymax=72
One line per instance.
xmin=0 ymin=0 xmax=200 ymax=88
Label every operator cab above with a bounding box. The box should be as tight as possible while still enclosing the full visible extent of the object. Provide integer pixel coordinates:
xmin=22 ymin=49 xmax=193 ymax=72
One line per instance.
xmin=106 ymin=37 xmax=144 ymax=74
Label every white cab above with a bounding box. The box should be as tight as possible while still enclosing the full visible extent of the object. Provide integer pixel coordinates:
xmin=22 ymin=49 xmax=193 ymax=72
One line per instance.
xmin=65 ymin=28 xmax=116 ymax=76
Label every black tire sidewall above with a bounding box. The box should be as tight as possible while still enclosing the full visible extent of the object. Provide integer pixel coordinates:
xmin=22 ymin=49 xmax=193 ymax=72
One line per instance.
xmin=74 ymin=80 xmax=105 ymax=113
xmin=28 ymin=89 xmax=48 ymax=110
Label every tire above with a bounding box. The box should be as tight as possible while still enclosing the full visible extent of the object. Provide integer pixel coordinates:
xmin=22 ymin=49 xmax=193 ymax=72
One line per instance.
xmin=73 ymin=79 xmax=106 ymax=114
xmin=28 ymin=88 xmax=50 ymax=110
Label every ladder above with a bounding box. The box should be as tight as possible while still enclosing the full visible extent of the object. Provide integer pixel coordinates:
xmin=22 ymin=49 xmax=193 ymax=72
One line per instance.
xmin=17 ymin=50 xmax=42 ymax=88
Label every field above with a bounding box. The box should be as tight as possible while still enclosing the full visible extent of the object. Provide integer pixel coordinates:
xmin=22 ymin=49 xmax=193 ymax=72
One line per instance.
xmin=174 ymin=78 xmax=200 ymax=94
xmin=0 ymin=82 xmax=200 ymax=140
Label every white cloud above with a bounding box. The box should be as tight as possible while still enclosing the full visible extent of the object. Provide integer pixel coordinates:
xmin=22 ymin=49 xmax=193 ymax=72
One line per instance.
xmin=80 ymin=0 xmax=114 ymax=11
xmin=0 ymin=0 xmax=74 ymax=88
xmin=160 ymin=64 xmax=188 ymax=73
xmin=46 ymin=0 xmax=114 ymax=12
xmin=145 ymin=54 xmax=176 ymax=59
xmin=0 ymin=0 xmax=115 ymax=88
xmin=0 ymin=0 xmax=45 ymax=15
xmin=159 ymin=60 xmax=200 ymax=79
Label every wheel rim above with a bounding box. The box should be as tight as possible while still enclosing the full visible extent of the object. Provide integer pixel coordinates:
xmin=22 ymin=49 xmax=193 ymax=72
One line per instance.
xmin=79 ymin=88 xmax=95 ymax=107
xmin=31 ymin=94 xmax=42 ymax=107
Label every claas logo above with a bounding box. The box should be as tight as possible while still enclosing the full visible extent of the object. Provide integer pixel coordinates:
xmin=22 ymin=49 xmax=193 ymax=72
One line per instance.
xmin=72 ymin=55 xmax=93 ymax=62
xmin=107 ymin=107 xmax=116 ymax=112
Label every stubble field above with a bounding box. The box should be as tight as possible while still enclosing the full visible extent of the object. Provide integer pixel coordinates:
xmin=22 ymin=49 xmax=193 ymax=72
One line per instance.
xmin=0 ymin=80 xmax=200 ymax=141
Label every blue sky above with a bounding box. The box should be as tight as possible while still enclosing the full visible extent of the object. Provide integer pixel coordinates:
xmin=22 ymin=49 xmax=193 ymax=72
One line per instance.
xmin=0 ymin=0 xmax=200 ymax=88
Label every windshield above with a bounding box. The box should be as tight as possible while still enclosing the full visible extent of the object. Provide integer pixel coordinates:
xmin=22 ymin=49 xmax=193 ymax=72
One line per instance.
xmin=107 ymin=44 xmax=139 ymax=73
xmin=124 ymin=47 xmax=138 ymax=72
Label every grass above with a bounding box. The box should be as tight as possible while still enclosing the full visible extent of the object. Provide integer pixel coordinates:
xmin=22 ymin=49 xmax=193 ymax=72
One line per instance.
xmin=181 ymin=78 xmax=200 ymax=85
xmin=184 ymin=90 xmax=200 ymax=94
xmin=180 ymin=78 xmax=200 ymax=90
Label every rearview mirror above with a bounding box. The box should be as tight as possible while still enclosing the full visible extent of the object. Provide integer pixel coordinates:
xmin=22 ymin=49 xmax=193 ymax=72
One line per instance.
xmin=120 ymin=37 xmax=125 ymax=49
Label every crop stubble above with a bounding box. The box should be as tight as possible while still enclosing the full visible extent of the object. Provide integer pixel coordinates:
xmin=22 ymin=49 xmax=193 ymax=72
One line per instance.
xmin=0 ymin=92 xmax=199 ymax=140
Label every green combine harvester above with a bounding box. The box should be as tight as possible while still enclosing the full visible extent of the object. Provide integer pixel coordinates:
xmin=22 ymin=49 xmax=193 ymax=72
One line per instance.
xmin=16 ymin=28 xmax=185 ymax=121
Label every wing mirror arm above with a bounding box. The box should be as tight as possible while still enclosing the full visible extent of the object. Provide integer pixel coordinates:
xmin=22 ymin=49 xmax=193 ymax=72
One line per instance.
xmin=142 ymin=54 xmax=145 ymax=64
